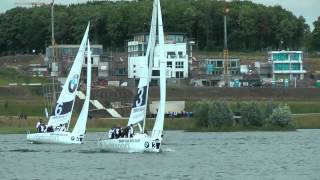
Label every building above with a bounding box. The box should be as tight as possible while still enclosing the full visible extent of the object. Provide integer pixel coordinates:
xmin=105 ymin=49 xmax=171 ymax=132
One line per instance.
xmin=45 ymin=44 xmax=109 ymax=82
xmin=191 ymin=57 xmax=241 ymax=86
xmin=255 ymin=61 xmax=272 ymax=79
xmin=128 ymin=33 xmax=191 ymax=83
xmin=268 ymin=51 xmax=306 ymax=80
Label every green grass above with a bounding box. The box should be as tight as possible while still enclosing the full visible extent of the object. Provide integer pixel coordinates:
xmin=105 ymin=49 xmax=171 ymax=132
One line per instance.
xmin=0 ymin=99 xmax=44 ymax=116
xmin=293 ymin=114 xmax=320 ymax=129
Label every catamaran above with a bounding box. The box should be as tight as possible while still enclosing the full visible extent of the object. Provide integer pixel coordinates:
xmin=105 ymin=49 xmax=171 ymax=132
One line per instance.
xmin=97 ymin=0 xmax=166 ymax=153
xmin=27 ymin=23 xmax=92 ymax=144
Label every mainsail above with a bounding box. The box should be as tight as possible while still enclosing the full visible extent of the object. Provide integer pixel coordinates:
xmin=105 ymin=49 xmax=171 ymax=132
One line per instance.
xmin=48 ymin=23 xmax=90 ymax=128
xmin=152 ymin=0 xmax=166 ymax=139
xmin=127 ymin=0 xmax=158 ymax=128
xmin=72 ymin=39 xmax=92 ymax=135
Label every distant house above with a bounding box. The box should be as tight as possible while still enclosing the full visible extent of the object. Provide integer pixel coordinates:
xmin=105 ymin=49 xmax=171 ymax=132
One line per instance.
xmin=268 ymin=51 xmax=306 ymax=80
xmin=45 ymin=44 xmax=109 ymax=82
xmin=127 ymin=33 xmax=192 ymax=85
xmin=192 ymin=57 xmax=242 ymax=86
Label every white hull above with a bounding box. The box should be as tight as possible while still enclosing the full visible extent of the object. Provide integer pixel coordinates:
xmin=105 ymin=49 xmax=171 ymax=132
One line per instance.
xmin=97 ymin=133 xmax=161 ymax=153
xmin=27 ymin=132 xmax=84 ymax=144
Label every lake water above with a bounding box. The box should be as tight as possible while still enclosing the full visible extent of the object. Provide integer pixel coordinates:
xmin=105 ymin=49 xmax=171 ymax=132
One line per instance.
xmin=0 ymin=130 xmax=319 ymax=180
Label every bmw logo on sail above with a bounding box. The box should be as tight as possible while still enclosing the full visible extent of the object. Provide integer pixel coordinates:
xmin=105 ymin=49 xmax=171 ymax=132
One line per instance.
xmin=68 ymin=74 xmax=79 ymax=93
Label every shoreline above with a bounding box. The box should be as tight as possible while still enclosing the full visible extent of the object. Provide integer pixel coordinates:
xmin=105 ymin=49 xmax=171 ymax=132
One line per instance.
xmin=0 ymin=116 xmax=320 ymax=134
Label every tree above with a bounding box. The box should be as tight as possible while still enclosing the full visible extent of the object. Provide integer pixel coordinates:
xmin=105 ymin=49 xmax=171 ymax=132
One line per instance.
xmin=240 ymin=102 xmax=264 ymax=127
xmin=269 ymin=104 xmax=292 ymax=127
xmin=310 ymin=16 xmax=320 ymax=50
xmin=193 ymin=101 xmax=209 ymax=128
xmin=207 ymin=101 xmax=234 ymax=127
xmin=0 ymin=0 xmax=310 ymax=54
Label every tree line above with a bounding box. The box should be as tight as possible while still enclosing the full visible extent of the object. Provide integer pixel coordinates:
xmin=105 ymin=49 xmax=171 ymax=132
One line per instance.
xmin=0 ymin=0 xmax=319 ymax=56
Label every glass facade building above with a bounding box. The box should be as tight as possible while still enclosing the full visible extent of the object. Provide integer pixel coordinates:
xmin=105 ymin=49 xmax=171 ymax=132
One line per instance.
xmin=268 ymin=51 xmax=305 ymax=80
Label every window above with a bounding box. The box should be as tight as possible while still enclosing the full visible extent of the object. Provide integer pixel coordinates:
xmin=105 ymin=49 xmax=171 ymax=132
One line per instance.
xmin=273 ymin=53 xmax=289 ymax=61
xmin=178 ymin=51 xmax=183 ymax=58
xmin=176 ymin=71 xmax=184 ymax=78
xmin=152 ymin=70 xmax=160 ymax=76
xmin=290 ymin=53 xmax=301 ymax=61
xmin=167 ymin=52 xmax=176 ymax=59
xmin=274 ymin=63 xmax=289 ymax=70
xmin=167 ymin=61 xmax=172 ymax=68
xmin=85 ymin=57 xmax=93 ymax=64
xmin=175 ymin=61 xmax=184 ymax=68
xmin=231 ymin=70 xmax=239 ymax=75
xmin=291 ymin=63 xmax=300 ymax=70
xmin=229 ymin=61 xmax=237 ymax=67
xmin=217 ymin=61 xmax=223 ymax=67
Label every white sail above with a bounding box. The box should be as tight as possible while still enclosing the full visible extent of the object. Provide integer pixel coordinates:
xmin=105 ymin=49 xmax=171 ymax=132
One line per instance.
xmin=47 ymin=23 xmax=90 ymax=128
xmin=72 ymin=39 xmax=91 ymax=136
xmin=97 ymin=1 xmax=165 ymax=152
xmin=127 ymin=0 xmax=158 ymax=127
xmin=152 ymin=0 xmax=166 ymax=139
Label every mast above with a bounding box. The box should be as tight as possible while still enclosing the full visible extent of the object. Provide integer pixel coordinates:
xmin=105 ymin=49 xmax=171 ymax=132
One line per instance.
xmin=223 ymin=1 xmax=229 ymax=86
xmin=51 ymin=0 xmax=57 ymax=113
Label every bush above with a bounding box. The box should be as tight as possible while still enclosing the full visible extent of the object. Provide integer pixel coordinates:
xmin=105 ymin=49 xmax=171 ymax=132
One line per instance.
xmin=208 ymin=101 xmax=234 ymax=128
xmin=262 ymin=102 xmax=280 ymax=121
xmin=193 ymin=101 xmax=209 ymax=128
xmin=269 ymin=104 xmax=292 ymax=127
xmin=240 ymin=102 xmax=264 ymax=126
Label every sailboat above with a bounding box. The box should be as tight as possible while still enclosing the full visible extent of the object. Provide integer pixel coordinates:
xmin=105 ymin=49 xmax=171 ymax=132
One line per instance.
xmin=97 ymin=0 xmax=166 ymax=153
xmin=27 ymin=23 xmax=92 ymax=144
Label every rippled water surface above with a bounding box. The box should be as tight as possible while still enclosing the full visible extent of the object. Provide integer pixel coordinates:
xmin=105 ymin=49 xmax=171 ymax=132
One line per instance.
xmin=0 ymin=130 xmax=320 ymax=180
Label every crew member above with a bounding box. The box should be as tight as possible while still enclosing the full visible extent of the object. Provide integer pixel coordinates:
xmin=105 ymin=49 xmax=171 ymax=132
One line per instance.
xmin=36 ymin=119 xmax=42 ymax=133
xmin=128 ymin=124 xmax=134 ymax=138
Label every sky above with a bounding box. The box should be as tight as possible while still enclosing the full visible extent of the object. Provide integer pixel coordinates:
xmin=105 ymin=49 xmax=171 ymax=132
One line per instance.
xmin=1 ymin=0 xmax=319 ymax=30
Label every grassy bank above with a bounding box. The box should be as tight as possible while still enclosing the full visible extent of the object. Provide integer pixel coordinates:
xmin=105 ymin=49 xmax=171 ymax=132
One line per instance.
xmin=0 ymin=114 xmax=319 ymax=134
xmin=185 ymin=100 xmax=320 ymax=114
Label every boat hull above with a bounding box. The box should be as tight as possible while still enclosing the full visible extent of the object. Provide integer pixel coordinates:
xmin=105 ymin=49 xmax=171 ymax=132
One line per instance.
xmin=97 ymin=133 xmax=161 ymax=153
xmin=27 ymin=132 xmax=84 ymax=144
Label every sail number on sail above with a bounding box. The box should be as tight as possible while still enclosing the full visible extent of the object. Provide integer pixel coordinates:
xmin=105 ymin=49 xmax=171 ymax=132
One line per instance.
xmin=133 ymin=86 xmax=147 ymax=108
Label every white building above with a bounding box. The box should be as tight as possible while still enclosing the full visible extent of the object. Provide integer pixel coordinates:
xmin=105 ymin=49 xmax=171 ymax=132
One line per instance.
xmin=128 ymin=33 xmax=189 ymax=80
xmin=268 ymin=51 xmax=306 ymax=80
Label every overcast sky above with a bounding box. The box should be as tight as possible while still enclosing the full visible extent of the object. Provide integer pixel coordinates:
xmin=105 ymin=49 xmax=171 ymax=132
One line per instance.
xmin=1 ymin=0 xmax=319 ymax=30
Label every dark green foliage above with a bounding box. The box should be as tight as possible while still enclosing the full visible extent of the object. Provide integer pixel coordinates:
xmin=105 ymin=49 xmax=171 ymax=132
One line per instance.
xmin=239 ymin=102 xmax=264 ymax=127
xmin=208 ymin=101 xmax=234 ymax=127
xmin=193 ymin=101 xmax=209 ymax=128
xmin=4 ymin=99 xmax=8 ymax=109
xmin=269 ymin=105 xmax=292 ymax=127
xmin=309 ymin=16 xmax=320 ymax=50
xmin=262 ymin=102 xmax=280 ymax=121
xmin=0 ymin=0 xmax=311 ymax=55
